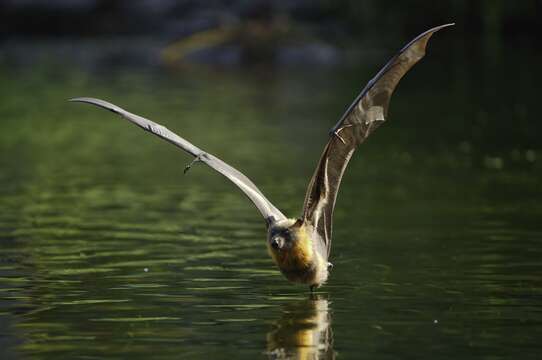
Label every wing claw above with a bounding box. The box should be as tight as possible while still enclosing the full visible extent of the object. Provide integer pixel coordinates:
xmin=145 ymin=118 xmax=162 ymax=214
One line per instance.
xmin=183 ymin=153 xmax=204 ymax=174
xmin=330 ymin=124 xmax=354 ymax=144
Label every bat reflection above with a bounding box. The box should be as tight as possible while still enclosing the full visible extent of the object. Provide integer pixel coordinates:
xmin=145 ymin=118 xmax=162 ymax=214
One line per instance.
xmin=266 ymin=295 xmax=334 ymax=359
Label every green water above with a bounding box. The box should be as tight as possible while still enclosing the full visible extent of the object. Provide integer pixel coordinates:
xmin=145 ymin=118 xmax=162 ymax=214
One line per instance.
xmin=1 ymin=39 xmax=542 ymax=359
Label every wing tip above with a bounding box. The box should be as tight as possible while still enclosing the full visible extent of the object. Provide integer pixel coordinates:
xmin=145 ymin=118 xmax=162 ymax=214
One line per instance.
xmin=68 ymin=97 xmax=123 ymax=114
xmin=398 ymin=22 xmax=454 ymax=55
xmin=416 ymin=22 xmax=455 ymax=39
xmin=69 ymin=97 xmax=98 ymax=103
xmin=433 ymin=22 xmax=455 ymax=30
xmin=424 ymin=23 xmax=455 ymax=36
xmin=424 ymin=23 xmax=455 ymax=40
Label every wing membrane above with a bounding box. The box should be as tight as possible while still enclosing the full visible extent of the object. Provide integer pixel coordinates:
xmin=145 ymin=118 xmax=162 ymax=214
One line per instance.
xmin=70 ymin=97 xmax=286 ymax=225
xmin=302 ymin=24 xmax=453 ymax=254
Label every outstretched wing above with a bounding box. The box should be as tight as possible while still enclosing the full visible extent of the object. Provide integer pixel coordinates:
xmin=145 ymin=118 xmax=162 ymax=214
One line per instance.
xmin=302 ymin=24 xmax=453 ymax=254
xmin=70 ymin=97 xmax=286 ymax=226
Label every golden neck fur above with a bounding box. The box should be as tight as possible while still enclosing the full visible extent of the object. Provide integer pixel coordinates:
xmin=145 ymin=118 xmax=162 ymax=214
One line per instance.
xmin=267 ymin=219 xmax=328 ymax=286
xmin=269 ymin=221 xmax=313 ymax=271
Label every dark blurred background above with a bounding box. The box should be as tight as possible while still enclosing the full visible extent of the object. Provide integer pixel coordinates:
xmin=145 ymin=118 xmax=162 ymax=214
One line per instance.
xmin=1 ymin=0 xmax=541 ymax=68
xmin=2 ymin=0 xmax=541 ymax=38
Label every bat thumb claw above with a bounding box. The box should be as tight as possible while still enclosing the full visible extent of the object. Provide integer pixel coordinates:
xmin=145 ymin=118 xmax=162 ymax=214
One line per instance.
xmin=184 ymin=154 xmax=204 ymax=175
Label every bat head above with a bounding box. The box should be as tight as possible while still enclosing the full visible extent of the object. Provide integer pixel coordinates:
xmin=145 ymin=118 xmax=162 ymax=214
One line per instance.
xmin=267 ymin=218 xmax=303 ymax=251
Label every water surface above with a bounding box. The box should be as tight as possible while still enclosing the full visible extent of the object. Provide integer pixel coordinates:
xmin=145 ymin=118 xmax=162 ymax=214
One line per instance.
xmin=1 ymin=39 xmax=541 ymax=359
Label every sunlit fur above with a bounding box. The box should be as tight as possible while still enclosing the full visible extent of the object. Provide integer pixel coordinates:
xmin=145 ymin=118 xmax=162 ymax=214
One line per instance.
xmin=267 ymin=218 xmax=329 ymax=287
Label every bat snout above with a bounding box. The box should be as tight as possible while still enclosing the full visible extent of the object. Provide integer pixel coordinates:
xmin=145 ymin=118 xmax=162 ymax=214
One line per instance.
xmin=271 ymin=237 xmax=285 ymax=250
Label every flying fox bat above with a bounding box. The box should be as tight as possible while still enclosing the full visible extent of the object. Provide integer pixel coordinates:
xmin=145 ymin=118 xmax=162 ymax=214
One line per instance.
xmin=71 ymin=24 xmax=453 ymax=291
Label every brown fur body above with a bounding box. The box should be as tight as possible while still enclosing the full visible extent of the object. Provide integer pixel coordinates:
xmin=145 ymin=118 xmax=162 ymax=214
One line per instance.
xmin=267 ymin=219 xmax=329 ymax=287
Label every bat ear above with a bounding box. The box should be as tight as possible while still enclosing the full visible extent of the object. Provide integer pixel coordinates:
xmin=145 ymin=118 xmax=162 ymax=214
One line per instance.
xmin=265 ymin=216 xmax=276 ymax=228
xmin=294 ymin=218 xmax=304 ymax=227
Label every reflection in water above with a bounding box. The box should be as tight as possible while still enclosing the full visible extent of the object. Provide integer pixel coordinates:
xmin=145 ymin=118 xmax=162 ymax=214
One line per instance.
xmin=267 ymin=296 xmax=334 ymax=360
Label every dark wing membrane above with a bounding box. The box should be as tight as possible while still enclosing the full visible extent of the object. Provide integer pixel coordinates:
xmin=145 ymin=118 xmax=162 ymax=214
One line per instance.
xmin=302 ymin=24 xmax=453 ymax=254
xmin=70 ymin=97 xmax=286 ymax=225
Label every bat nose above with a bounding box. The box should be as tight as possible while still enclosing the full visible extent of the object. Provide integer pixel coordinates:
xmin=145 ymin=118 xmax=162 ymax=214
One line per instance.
xmin=271 ymin=237 xmax=283 ymax=250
